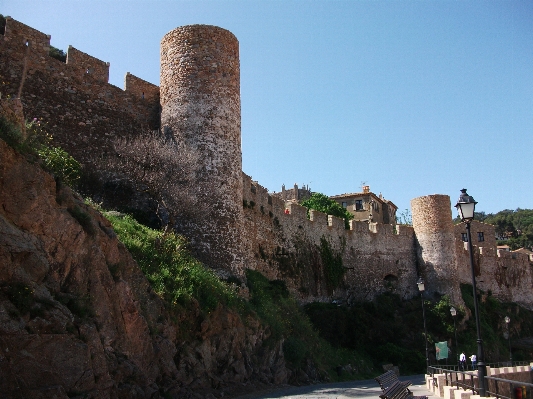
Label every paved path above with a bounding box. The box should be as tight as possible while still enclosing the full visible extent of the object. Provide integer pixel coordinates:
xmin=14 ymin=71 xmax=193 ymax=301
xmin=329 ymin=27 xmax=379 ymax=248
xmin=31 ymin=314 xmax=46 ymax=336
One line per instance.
xmin=234 ymin=375 xmax=437 ymax=399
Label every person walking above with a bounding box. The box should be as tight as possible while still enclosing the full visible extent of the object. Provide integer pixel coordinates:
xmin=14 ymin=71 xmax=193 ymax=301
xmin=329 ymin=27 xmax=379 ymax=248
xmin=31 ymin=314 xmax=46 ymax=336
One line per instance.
xmin=470 ymin=354 xmax=477 ymax=370
xmin=459 ymin=352 xmax=466 ymax=371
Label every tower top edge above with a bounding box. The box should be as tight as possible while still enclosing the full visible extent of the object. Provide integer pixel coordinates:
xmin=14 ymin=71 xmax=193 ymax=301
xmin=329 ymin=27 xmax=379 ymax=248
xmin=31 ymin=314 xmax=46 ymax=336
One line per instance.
xmin=162 ymin=24 xmax=238 ymax=42
xmin=411 ymin=194 xmax=450 ymax=202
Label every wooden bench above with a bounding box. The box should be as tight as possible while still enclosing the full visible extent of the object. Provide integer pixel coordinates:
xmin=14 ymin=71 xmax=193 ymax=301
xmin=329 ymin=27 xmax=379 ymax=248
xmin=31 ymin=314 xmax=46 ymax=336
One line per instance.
xmin=379 ymin=380 xmax=428 ymax=399
xmin=376 ymin=370 xmax=403 ymax=390
xmin=375 ymin=371 xmax=428 ymax=399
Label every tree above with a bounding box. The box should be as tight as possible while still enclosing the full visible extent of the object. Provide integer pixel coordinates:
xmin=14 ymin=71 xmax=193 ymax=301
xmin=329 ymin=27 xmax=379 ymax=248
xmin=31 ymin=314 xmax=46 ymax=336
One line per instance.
xmin=102 ymin=130 xmax=203 ymax=231
xmin=49 ymin=46 xmax=67 ymax=63
xmin=300 ymin=193 xmax=353 ymax=229
xmin=397 ymin=209 xmax=412 ymax=226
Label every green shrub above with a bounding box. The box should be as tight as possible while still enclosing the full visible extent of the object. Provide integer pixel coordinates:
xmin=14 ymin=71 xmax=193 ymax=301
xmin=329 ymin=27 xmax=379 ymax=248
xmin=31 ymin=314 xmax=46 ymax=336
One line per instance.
xmin=0 ymin=116 xmax=81 ymax=186
xmin=105 ymin=212 xmax=239 ymax=313
xmin=0 ymin=116 xmax=25 ymax=150
xmin=38 ymin=146 xmax=81 ymax=186
xmin=319 ymin=237 xmax=345 ymax=292
xmin=283 ymin=336 xmax=307 ymax=367
xmin=49 ymin=46 xmax=67 ymax=63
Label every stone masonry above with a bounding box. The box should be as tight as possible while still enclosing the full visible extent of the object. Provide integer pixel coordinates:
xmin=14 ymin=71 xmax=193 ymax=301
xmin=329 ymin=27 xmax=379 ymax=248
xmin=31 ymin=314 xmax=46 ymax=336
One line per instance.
xmin=160 ymin=25 xmax=244 ymax=275
xmin=2 ymin=17 xmax=533 ymax=307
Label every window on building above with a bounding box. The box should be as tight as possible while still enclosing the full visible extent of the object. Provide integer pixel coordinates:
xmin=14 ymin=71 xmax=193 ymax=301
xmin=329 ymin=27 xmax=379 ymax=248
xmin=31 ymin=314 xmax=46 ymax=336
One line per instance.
xmin=355 ymin=200 xmax=363 ymax=210
xmin=478 ymin=232 xmax=484 ymax=242
xmin=461 ymin=233 xmax=468 ymax=242
xmin=341 ymin=202 xmax=347 ymax=208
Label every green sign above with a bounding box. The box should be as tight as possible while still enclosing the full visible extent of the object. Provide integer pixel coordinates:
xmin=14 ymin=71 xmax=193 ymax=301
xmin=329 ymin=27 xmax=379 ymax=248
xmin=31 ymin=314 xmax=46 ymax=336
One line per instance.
xmin=435 ymin=342 xmax=449 ymax=360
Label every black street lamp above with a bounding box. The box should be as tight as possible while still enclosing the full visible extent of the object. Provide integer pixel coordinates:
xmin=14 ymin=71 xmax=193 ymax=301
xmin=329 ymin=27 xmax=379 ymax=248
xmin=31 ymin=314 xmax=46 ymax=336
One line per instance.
xmin=450 ymin=306 xmax=459 ymax=367
xmin=417 ymin=277 xmax=429 ymax=371
xmin=505 ymin=316 xmax=512 ymax=364
xmin=455 ymin=188 xmax=487 ymax=397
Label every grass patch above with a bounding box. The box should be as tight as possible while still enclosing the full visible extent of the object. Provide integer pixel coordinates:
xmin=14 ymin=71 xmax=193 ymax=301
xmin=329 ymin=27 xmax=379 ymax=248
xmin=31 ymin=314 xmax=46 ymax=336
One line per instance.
xmin=105 ymin=212 xmax=240 ymax=314
xmin=98 ymin=210 xmax=372 ymax=380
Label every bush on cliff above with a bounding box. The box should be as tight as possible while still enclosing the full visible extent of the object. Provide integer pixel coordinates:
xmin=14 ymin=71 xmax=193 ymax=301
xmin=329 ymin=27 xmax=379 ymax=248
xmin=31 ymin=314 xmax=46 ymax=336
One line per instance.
xmin=0 ymin=116 xmax=81 ymax=186
xmin=105 ymin=211 xmax=240 ymax=313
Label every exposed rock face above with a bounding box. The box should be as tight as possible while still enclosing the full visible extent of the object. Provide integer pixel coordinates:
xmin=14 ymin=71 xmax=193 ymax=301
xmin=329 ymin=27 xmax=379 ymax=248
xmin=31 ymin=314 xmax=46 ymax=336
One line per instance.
xmin=0 ymin=139 xmax=287 ymax=398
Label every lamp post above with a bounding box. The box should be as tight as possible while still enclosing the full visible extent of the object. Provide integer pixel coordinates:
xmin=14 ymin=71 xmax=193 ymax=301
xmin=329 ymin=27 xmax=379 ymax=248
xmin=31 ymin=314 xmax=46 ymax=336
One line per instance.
xmin=450 ymin=306 xmax=459 ymax=368
xmin=455 ymin=188 xmax=487 ymax=397
xmin=417 ymin=277 xmax=429 ymax=371
xmin=505 ymin=316 xmax=512 ymax=365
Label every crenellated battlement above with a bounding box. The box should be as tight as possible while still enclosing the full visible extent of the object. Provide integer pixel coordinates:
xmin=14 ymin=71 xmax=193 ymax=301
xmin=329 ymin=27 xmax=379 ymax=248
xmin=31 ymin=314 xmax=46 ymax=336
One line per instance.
xmin=243 ymin=173 xmax=412 ymax=240
xmin=0 ymin=17 xmax=160 ymax=165
xmin=125 ymin=72 xmax=159 ymax=102
xmin=66 ymin=46 xmax=110 ymax=83
xmin=3 ymin=17 xmax=51 ymax=55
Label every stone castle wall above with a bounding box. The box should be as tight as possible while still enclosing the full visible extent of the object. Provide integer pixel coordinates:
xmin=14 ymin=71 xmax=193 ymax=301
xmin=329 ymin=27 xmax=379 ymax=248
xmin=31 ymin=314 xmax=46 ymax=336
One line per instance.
xmin=2 ymin=17 xmax=532 ymax=307
xmin=243 ymin=174 xmax=419 ymax=302
xmin=453 ymin=221 xmax=533 ymax=308
xmin=0 ymin=17 xmax=160 ymax=166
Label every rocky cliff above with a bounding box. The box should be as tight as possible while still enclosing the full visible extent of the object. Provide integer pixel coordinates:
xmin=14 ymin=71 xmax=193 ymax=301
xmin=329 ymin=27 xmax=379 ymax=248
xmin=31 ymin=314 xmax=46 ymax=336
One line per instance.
xmin=0 ymin=137 xmax=287 ymax=398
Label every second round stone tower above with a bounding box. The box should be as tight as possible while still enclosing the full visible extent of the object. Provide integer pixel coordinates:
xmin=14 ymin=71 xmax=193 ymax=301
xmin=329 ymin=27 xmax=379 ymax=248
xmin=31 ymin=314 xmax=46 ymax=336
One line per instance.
xmin=160 ymin=25 xmax=244 ymax=275
xmin=411 ymin=194 xmax=462 ymax=304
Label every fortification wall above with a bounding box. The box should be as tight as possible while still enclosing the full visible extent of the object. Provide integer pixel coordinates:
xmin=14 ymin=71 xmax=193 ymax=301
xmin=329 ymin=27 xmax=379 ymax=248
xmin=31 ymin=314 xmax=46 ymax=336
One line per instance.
xmin=454 ymin=222 xmax=533 ymax=308
xmin=0 ymin=17 xmax=160 ymax=165
xmin=242 ymin=174 xmax=419 ymax=302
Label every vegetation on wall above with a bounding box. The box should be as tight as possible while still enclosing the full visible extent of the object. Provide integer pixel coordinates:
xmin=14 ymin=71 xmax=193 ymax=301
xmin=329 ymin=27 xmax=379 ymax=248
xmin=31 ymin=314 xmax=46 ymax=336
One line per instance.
xmin=301 ymin=192 xmax=354 ymax=229
xmin=49 ymin=46 xmax=67 ymax=63
xmin=105 ymin=210 xmax=372 ymax=381
xmin=319 ymin=237 xmax=345 ymax=293
xmin=396 ymin=208 xmax=413 ymax=226
xmin=245 ymin=269 xmax=371 ymax=379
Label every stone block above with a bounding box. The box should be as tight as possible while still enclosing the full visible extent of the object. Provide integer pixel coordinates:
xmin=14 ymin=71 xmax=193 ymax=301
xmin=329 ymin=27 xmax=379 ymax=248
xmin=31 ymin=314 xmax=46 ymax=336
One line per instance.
xmin=444 ymin=386 xmax=458 ymax=399
xmin=454 ymin=389 xmax=473 ymax=399
xmin=435 ymin=374 xmax=447 ymax=397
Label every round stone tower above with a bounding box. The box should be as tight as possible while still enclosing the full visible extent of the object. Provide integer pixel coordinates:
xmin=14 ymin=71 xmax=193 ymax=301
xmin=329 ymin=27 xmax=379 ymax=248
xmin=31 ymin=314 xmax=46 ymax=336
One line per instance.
xmin=160 ymin=25 xmax=244 ymax=276
xmin=411 ymin=194 xmax=461 ymax=303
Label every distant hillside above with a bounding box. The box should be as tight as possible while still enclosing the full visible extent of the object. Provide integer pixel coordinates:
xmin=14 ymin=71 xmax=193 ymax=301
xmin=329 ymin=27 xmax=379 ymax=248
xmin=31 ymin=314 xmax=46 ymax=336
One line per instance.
xmin=454 ymin=209 xmax=533 ymax=250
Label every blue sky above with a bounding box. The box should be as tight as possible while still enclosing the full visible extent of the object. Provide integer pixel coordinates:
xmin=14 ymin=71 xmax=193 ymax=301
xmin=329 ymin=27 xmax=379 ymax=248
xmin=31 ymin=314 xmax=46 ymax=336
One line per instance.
xmin=3 ymin=0 xmax=532 ymax=215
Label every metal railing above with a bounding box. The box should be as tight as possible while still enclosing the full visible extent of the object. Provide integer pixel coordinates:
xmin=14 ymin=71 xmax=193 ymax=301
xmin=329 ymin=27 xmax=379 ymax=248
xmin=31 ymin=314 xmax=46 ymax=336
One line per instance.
xmin=428 ymin=361 xmax=531 ymax=376
xmin=430 ymin=367 xmax=479 ymax=394
xmin=486 ymin=376 xmax=533 ymax=399
xmin=427 ymin=361 xmax=533 ymax=398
